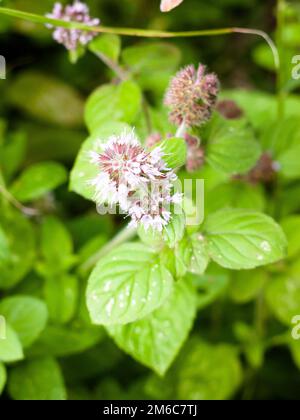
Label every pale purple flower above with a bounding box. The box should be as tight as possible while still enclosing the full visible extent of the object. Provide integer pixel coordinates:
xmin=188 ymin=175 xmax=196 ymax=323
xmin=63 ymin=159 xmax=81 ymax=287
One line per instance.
xmin=89 ymin=130 xmax=180 ymax=232
xmin=46 ymin=1 xmax=100 ymax=50
xmin=164 ymin=64 xmax=219 ymax=127
xmin=160 ymin=0 xmax=184 ymax=12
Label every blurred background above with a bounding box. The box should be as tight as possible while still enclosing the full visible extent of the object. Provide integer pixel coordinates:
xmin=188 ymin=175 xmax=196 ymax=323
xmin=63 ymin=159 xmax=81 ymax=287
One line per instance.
xmin=0 ymin=0 xmax=300 ymax=401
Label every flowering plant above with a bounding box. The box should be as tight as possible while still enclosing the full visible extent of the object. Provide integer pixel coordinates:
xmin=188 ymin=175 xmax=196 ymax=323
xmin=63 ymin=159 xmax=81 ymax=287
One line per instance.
xmin=0 ymin=0 xmax=299 ymax=401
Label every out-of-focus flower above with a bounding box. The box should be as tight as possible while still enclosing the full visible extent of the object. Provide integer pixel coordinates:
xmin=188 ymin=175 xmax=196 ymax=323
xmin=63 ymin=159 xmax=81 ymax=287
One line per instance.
xmin=184 ymin=134 xmax=205 ymax=172
xmin=164 ymin=64 xmax=219 ymax=127
xmin=160 ymin=0 xmax=184 ymax=12
xmin=145 ymin=132 xmax=163 ymax=149
xmin=89 ymin=130 xmax=180 ymax=232
xmin=46 ymin=1 xmax=100 ymax=50
xmin=217 ymin=99 xmax=244 ymax=120
xmin=247 ymin=153 xmax=280 ymax=184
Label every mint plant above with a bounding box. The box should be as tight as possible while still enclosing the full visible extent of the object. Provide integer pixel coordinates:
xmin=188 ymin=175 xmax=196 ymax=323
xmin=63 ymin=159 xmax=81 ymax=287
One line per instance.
xmin=0 ymin=0 xmax=299 ymax=401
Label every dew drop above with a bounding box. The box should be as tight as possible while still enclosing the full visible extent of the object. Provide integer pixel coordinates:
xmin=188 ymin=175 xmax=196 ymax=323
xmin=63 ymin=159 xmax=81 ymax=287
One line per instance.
xmin=260 ymin=240 xmax=271 ymax=253
xmin=103 ymin=281 xmax=112 ymax=292
xmin=106 ymin=298 xmax=115 ymax=316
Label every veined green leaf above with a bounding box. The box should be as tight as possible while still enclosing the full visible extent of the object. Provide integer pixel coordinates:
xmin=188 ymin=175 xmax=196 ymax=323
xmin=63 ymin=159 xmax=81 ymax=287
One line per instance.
xmin=87 ymin=243 xmax=173 ymax=325
xmin=204 ymin=209 xmax=287 ymax=270
xmin=108 ymin=279 xmax=197 ymax=375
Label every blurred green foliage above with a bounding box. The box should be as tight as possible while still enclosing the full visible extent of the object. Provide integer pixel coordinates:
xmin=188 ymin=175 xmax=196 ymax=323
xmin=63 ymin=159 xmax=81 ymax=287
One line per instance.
xmin=0 ymin=0 xmax=300 ymax=401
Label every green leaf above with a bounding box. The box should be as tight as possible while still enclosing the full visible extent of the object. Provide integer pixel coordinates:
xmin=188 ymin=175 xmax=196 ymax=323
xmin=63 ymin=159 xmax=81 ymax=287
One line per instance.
xmin=89 ymin=34 xmax=121 ymax=62
xmin=187 ymin=233 xmax=210 ymax=275
xmin=44 ymin=275 xmax=78 ymax=324
xmin=207 ymin=127 xmax=261 ymax=174
xmin=278 ymin=144 xmax=300 ymax=180
xmin=137 ymin=225 xmax=164 ymax=249
xmin=176 ymin=339 xmax=242 ymax=400
xmin=108 ymin=279 xmax=197 ymax=375
xmin=155 ymin=137 xmax=187 ymax=169
xmin=281 ymin=216 xmax=300 ymax=259
xmin=8 ymin=357 xmax=66 ymax=400
xmin=206 ymin=181 xmax=266 ymax=213
xmin=173 ymin=237 xmax=192 ymax=278
xmin=204 ymin=209 xmax=287 ymax=270
xmin=0 ymin=209 xmax=35 ymax=289
xmin=1 ymin=130 xmax=26 ymax=180
xmin=0 ymin=225 xmax=9 ymax=261
xmin=266 ymin=274 xmax=300 ymax=325
xmin=0 ymin=363 xmax=6 ymax=395
xmin=234 ymin=322 xmax=264 ymax=369
xmin=122 ymin=42 xmax=180 ymax=75
xmin=260 ymin=117 xmax=300 ymax=157
xmin=122 ymin=42 xmax=181 ymax=94
xmin=188 ymin=266 xmax=229 ymax=309
xmin=223 ymin=90 xmax=300 ymax=130
xmin=0 ymin=296 xmax=48 ymax=348
xmin=10 ymin=161 xmax=67 ymax=203
xmin=70 ymin=122 xmax=129 ymax=201
xmin=229 ymin=269 xmax=267 ymax=304
xmin=252 ymin=43 xmax=275 ymax=72
xmin=87 ymin=243 xmax=173 ymax=325
xmin=290 ymin=339 xmax=300 ymax=370
xmin=0 ymin=324 xmax=23 ymax=363
xmin=85 ymin=80 xmax=141 ymax=133
xmin=28 ymin=323 xmax=104 ymax=357
xmin=8 ymin=71 xmax=84 ymax=127
xmin=39 ymin=216 xmax=75 ymax=274
xmin=163 ymin=214 xmax=185 ymax=248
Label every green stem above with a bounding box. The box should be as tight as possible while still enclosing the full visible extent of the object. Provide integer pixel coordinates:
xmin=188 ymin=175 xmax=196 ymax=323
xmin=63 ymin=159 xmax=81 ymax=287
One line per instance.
xmin=175 ymin=122 xmax=187 ymax=138
xmin=0 ymin=7 xmax=279 ymax=70
xmin=276 ymin=0 xmax=286 ymax=117
xmin=79 ymin=225 xmax=137 ymax=274
xmin=92 ymin=50 xmax=129 ymax=81
xmin=0 ymin=185 xmax=39 ymax=216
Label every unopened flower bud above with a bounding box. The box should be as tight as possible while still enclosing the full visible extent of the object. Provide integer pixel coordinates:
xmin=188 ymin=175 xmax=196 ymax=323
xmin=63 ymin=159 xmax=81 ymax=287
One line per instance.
xmin=165 ymin=64 xmax=219 ymax=127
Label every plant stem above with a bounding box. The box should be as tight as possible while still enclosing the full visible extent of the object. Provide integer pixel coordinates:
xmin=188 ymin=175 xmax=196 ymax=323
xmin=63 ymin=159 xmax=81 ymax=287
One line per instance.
xmin=79 ymin=225 xmax=137 ymax=274
xmin=0 ymin=185 xmax=39 ymax=216
xmin=175 ymin=122 xmax=186 ymax=138
xmin=0 ymin=7 xmax=279 ymax=70
xmin=92 ymin=50 xmax=129 ymax=81
xmin=276 ymin=0 xmax=285 ymax=117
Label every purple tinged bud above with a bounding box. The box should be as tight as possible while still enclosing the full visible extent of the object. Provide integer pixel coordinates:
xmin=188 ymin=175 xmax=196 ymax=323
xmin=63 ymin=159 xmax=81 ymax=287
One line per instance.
xmin=46 ymin=1 xmax=100 ymax=51
xmin=164 ymin=63 xmax=220 ymax=127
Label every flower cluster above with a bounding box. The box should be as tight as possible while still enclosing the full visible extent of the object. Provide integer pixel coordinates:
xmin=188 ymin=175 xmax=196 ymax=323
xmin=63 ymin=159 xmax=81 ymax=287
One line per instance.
xmin=164 ymin=64 xmax=219 ymax=127
xmin=46 ymin=1 xmax=100 ymax=50
xmin=89 ymin=130 xmax=181 ymax=232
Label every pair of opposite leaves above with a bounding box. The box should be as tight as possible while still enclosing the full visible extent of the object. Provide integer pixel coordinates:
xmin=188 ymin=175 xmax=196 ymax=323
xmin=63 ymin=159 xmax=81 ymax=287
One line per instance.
xmin=161 ymin=0 xmax=184 ymax=12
